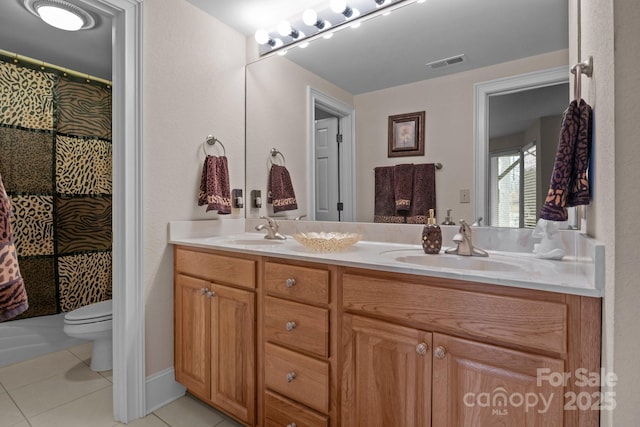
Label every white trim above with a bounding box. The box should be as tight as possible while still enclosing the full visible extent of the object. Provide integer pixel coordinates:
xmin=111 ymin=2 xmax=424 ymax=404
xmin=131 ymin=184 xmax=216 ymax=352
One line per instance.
xmin=76 ymin=0 xmax=145 ymax=423
xmin=307 ymin=87 xmax=356 ymax=221
xmin=145 ymin=368 xmax=186 ymax=414
xmin=473 ymin=66 xmax=569 ymax=224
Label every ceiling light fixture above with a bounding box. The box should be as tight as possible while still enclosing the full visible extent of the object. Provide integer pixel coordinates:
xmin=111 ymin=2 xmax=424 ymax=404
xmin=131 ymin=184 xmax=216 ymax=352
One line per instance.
xmin=24 ymin=0 xmax=96 ymax=31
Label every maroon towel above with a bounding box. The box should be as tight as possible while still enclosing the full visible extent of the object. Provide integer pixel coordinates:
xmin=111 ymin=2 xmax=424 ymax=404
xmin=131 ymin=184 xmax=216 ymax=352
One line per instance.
xmin=0 ymin=174 xmax=28 ymax=322
xmin=267 ymin=165 xmax=297 ymax=213
xmin=394 ymin=164 xmax=414 ymax=213
xmin=406 ymin=163 xmax=436 ymax=224
xmin=198 ymin=155 xmax=231 ymax=214
xmin=540 ymin=99 xmax=592 ymax=221
xmin=374 ymin=166 xmax=405 ymax=223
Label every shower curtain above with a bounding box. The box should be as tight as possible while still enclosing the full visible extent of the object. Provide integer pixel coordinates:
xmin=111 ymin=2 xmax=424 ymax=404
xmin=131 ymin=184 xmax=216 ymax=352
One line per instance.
xmin=0 ymin=55 xmax=112 ymax=319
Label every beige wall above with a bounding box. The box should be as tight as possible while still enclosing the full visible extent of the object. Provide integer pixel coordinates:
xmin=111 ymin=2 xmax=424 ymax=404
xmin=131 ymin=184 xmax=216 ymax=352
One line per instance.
xmin=142 ymin=0 xmax=246 ymax=375
xmin=245 ymin=56 xmax=354 ymax=219
xmin=354 ymin=50 xmax=568 ymax=223
xmin=579 ymin=0 xmax=640 ymax=424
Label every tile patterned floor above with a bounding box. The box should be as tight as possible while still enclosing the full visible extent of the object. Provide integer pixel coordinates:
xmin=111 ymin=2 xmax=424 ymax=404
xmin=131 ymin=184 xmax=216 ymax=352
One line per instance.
xmin=0 ymin=343 xmax=241 ymax=427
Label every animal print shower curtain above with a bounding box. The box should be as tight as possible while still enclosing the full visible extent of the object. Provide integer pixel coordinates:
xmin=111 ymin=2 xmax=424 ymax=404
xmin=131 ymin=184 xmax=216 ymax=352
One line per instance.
xmin=0 ymin=55 xmax=112 ymax=319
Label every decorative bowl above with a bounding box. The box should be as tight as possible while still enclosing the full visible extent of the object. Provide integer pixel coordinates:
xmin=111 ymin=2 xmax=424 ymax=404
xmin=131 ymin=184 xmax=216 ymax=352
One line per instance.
xmin=292 ymin=231 xmax=362 ymax=252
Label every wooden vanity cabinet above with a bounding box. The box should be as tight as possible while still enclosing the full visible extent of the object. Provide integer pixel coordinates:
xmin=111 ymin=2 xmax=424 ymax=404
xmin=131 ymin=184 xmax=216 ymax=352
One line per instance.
xmin=261 ymin=259 xmax=337 ymax=427
xmin=341 ymin=268 xmax=601 ymax=427
xmin=174 ymin=246 xmax=257 ymax=426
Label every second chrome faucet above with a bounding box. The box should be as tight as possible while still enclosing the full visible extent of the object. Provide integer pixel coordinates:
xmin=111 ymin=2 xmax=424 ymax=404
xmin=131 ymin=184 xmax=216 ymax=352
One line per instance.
xmin=444 ymin=219 xmax=488 ymax=257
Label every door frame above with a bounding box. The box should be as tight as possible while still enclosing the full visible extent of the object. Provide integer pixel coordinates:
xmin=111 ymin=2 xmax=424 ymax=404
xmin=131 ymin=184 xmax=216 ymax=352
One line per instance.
xmin=76 ymin=0 xmax=144 ymax=423
xmin=307 ymin=87 xmax=356 ymax=221
xmin=473 ymin=66 xmax=569 ymax=225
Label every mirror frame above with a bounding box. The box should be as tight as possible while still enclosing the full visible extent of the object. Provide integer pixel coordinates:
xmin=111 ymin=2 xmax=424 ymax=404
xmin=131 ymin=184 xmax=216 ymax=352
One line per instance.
xmin=473 ymin=66 xmax=570 ymax=226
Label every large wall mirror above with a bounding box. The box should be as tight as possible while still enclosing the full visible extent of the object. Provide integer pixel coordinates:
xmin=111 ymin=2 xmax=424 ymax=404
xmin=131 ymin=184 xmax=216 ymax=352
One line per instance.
xmin=245 ymin=0 xmax=569 ymax=227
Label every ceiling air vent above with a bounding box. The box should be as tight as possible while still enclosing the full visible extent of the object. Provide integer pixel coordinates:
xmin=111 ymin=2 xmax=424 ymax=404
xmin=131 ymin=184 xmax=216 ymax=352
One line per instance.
xmin=426 ymin=54 xmax=466 ymax=70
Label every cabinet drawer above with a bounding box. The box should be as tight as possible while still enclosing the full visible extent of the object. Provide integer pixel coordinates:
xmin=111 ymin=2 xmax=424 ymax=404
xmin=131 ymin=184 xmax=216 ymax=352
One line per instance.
xmin=264 ymin=343 xmax=329 ymax=414
xmin=264 ymin=296 xmax=329 ymax=357
xmin=265 ymin=262 xmax=329 ymax=304
xmin=343 ymin=273 xmax=567 ymax=354
xmin=265 ymin=391 xmax=328 ymax=427
xmin=175 ymin=247 xmax=256 ymax=289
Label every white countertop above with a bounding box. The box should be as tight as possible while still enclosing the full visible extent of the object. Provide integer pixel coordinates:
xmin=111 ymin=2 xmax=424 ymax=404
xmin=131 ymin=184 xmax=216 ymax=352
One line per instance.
xmin=170 ymin=230 xmax=603 ymax=298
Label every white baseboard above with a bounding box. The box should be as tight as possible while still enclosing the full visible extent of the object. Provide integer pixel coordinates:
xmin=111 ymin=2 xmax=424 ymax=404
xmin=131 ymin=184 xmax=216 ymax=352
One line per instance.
xmin=145 ymin=367 xmax=186 ymax=414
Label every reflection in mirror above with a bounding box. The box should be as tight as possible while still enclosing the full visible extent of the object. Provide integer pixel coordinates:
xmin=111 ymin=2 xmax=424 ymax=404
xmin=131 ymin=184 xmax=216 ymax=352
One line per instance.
xmin=245 ymin=0 xmax=569 ymax=227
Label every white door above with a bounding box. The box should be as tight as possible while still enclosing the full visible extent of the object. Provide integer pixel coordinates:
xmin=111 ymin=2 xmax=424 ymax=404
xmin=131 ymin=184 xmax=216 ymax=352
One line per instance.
xmin=315 ymin=117 xmax=340 ymax=221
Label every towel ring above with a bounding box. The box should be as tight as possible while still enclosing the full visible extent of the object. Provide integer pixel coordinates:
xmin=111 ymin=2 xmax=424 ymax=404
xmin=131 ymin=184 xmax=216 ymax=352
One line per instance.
xmin=268 ymin=148 xmax=286 ymax=167
xmin=202 ymin=134 xmax=226 ymax=157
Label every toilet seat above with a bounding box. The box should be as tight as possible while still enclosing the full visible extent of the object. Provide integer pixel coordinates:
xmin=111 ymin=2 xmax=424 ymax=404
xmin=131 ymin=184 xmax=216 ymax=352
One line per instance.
xmin=64 ymin=300 xmax=112 ymax=325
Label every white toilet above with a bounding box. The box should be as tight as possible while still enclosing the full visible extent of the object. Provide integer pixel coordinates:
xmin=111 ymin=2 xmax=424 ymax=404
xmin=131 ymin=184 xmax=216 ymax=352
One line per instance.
xmin=63 ymin=299 xmax=113 ymax=372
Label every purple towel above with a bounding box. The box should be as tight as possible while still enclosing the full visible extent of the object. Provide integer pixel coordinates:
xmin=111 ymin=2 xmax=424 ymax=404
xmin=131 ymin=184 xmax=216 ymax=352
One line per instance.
xmin=198 ymin=155 xmax=231 ymax=214
xmin=406 ymin=163 xmax=436 ymax=224
xmin=394 ymin=164 xmax=414 ymax=213
xmin=267 ymin=165 xmax=297 ymax=213
xmin=540 ymin=98 xmax=592 ymax=221
xmin=0 ymin=174 xmax=28 ymax=322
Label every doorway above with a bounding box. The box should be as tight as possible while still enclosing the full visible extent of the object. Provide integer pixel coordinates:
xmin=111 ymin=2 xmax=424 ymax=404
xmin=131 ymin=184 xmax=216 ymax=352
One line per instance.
xmin=307 ymin=87 xmax=355 ymax=222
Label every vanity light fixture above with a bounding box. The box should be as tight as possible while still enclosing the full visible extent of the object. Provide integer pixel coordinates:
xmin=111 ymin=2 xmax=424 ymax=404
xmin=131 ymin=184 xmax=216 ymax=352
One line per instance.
xmin=23 ymin=0 xmax=96 ymax=31
xmin=330 ymin=0 xmax=359 ymax=19
xmin=303 ymin=9 xmax=327 ymax=30
xmin=254 ymin=29 xmax=284 ymax=49
xmin=277 ymin=21 xmax=302 ymax=39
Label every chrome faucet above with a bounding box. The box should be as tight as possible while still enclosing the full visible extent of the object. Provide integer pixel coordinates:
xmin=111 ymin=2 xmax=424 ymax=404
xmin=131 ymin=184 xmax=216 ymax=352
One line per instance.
xmin=444 ymin=219 xmax=488 ymax=257
xmin=255 ymin=216 xmax=286 ymax=240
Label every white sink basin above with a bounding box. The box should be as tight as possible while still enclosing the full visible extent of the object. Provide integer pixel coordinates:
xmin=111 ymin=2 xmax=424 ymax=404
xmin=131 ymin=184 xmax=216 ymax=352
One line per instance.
xmin=392 ymin=252 xmax=527 ymax=273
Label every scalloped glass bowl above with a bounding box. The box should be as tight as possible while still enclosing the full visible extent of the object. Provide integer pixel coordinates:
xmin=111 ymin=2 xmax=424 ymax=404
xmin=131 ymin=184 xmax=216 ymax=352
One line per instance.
xmin=292 ymin=231 xmax=362 ymax=252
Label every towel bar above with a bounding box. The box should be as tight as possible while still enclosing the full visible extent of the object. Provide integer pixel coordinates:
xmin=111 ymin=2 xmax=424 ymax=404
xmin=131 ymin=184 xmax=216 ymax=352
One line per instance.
xmin=202 ymin=134 xmax=226 ymax=156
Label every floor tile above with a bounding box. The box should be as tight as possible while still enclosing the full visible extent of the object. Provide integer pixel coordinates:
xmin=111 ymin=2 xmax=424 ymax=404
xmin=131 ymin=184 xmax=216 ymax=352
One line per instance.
xmin=67 ymin=342 xmax=93 ymax=364
xmin=28 ymin=386 xmax=115 ymax=427
xmin=153 ymin=394 xmax=224 ymax=427
xmin=113 ymin=413 xmax=169 ymax=427
xmin=11 ymin=359 xmax=111 ymax=417
xmin=0 ymin=391 xmax=27 ymax=427
xmin=0 ymin=349 xmax=83 ymax=391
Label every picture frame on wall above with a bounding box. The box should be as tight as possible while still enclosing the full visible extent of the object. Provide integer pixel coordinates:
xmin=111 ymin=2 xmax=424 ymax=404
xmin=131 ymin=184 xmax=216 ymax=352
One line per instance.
xmin=388 ymin=111 xmax=425 ymax=157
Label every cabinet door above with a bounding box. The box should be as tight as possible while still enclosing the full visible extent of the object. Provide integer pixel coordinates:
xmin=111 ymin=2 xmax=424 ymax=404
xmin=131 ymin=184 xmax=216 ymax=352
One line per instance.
xmin=210 ymin=284 xmax=256 ymax=425
xmin=432 ymin=333 xmax=564 ymax=427
xmin=174 ymin=274 xmax=211 ymax=398
xmin=342 ymin=314 xmax=432 ymax=427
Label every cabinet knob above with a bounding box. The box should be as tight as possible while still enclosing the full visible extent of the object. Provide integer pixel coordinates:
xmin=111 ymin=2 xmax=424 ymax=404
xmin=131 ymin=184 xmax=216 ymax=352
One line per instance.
xmin=434 ymin=345 xmax=447 ymax=360
xmin=286 ymin=321 xmax=297 ymax=331
xmin=287 ymin=423 xmax=297 ymax=427
xmin=200 ymin=287 xmax=208 ymax=295
xmin=285 ymin=278 xmax=296 ymax=288
xmin=416 ymin=342 xmax=428 ymax=355
xmin=286 ymin=372 xmax=297 ymax=382
xmin=206 ymin=291 xmax=215 ymax=298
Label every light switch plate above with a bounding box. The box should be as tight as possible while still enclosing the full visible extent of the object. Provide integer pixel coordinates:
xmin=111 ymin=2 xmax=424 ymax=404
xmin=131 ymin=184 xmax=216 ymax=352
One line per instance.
xmin=460 ymin=189 xmax=470 ymax=203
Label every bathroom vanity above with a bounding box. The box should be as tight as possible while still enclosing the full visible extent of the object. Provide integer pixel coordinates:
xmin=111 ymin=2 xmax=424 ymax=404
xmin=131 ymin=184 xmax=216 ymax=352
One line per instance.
xmin=171 ymin=224 xmax=602 ymax=427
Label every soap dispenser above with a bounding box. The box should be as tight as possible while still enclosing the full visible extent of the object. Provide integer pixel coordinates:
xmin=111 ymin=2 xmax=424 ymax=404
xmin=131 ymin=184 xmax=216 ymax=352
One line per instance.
xmin=422 ymin=209 xmax=442 ymax=254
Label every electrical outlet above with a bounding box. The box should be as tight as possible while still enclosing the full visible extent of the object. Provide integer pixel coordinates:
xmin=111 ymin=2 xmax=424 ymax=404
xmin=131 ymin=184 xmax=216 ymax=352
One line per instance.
xmin=460 ymin=189 xmax=470 ymax=204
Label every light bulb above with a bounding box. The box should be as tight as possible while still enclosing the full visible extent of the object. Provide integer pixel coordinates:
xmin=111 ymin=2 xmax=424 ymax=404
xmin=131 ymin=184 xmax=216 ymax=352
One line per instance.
xmin=277 ymin=21 xmax=292 ymax=36
xmin=303 ymin=9 xmax=318 ymax=26
xmin=254 ymin=29 xmax=270 ymax=45
xmin=37 ymin=5 xmax=84 ymax=31
xmin=330 ymin=0 xmax=347 ymax=13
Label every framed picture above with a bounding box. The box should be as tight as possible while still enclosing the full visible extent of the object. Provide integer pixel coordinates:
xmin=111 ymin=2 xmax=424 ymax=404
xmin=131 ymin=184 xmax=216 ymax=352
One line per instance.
xmin=388 ymin=111 xmax=425 ymax=157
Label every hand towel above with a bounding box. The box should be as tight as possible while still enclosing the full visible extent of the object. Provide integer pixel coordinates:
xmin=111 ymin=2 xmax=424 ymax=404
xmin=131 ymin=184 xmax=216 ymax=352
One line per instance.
xmin=198 ymin=155 xmax=231 ymax=214
xmin=373 ymin=166 xmax=405 ymax=223
xmin=406 ymin=163 xmax=436 ymax=224
xmin=267 ymin=164 xmax=298 ymax=213
xmin=539 ymin=100 xmax=581 ymax=221
xmin=566 ymin=99 xmax=592 ymax=207
xmin=394 ymin=163 xmax=414 ymax=213
xmin=0 ymin=174 xmax=28 ymax=322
